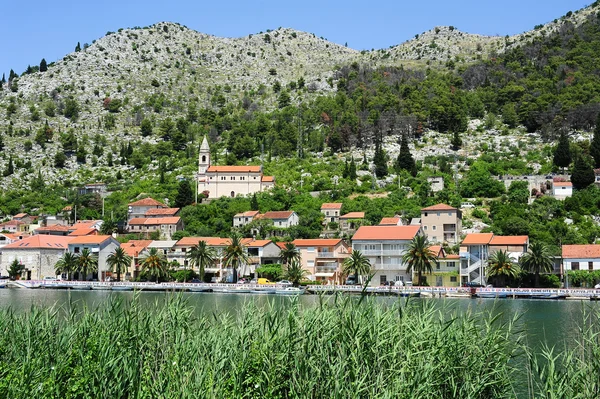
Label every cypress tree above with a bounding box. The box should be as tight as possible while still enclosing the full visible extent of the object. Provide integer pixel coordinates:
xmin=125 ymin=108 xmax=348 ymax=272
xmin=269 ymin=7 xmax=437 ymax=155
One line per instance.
xmin=591 ymin=113 xmax=600 ymax=168
xmin=75 ymin=42 xmax=81 ymax=52
xmin=395 ymin=133 xmax=416 ymax=176
xmin=451 ymin=131 xmax=462 ymax=151
xmin=1 ymin=73 xmax=5 ymax=84
xmin=373 ymin=141 xmax=388 ymax=178
xmin=571 ymin=155 xmax=595 ymax=190
xmin=39 ymin=59 xmax=47 ymax=72
xmin=553 ymin=131 xmax=571 ymax=170
xmin=3 ymin=156 xmax=14 ymax=176
xmin=175 ymin=180 xmax=194 ymax=208
xmin=250 ymin=193 xmax=259 ymax=211
xmin=349 ymin=158 xmax=357 ymax=180
xmin=343 ymin=160 xmax=349 ymax=179
xmin=0 ymin=132 xmax=3 ymax=151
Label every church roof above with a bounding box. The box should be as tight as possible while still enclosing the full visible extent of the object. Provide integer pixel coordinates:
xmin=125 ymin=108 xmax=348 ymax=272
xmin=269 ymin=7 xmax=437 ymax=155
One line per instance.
xmin=207 ymin=165 xmax=262 ymax=173
xmin=200 ymin=135 xmax=210 ymax=152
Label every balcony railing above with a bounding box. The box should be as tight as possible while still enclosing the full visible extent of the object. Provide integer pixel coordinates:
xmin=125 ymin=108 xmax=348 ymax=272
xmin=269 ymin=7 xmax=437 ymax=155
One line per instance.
xmin=361 ymin=250 xmax=405 ymax=256
xmin=317 ymin=251 xmax=337 ymax=258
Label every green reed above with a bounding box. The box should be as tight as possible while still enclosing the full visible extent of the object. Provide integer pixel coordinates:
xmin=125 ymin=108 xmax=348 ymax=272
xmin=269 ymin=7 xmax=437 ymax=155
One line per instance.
xmin=0 ymin=293 xmax=596 ymax=398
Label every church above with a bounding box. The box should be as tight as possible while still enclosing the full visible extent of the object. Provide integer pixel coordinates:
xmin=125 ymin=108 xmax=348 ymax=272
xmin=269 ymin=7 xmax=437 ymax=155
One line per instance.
xmin=197 ymin=136 xmax=275 ymax=199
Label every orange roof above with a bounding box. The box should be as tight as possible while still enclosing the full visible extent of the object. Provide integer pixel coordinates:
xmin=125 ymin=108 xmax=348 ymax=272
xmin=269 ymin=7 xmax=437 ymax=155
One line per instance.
xmin=553 ymin=182 xmax=572 ymax=187
xmin=145 ymin=208 xmax=180 ymax=216
xmin=293 ymin=239 xmax=344 ymax=247
xmin=234 ymin=210 xmax=260 ymax=218
xmin=341 ymin=212 xmax=365 ymax=219
xmin=490 ymin=235 xmax=528 ymax=246
xmin=128 ymin=197 xmax=167 ymax=207
xmin=429 ymin=245 xmax=442 ymax=255
xmin=3 ymin=235 xmax=73 ymax=249
xmin=379 ymin=217 xmax=401 ymax=226
xmin=68 ymin=235 xmax=113 ymax=245
xmin=0 ymin=220 xmax=24 ymax=226
xmin=68 ymin=228 xmax=97 ymax=236
xmin=262 ymin=176 xmax=275 ymax=182
xmin=128 ymin=218 xmax=148 ymax=225
xmin=143 ymin=217 xmax=181 ymax=225
xmin=72 ymin=220 xmax=101 ymax=230
xmin=562 ymin=245 xmax=600 ymax=259
xmin=352 ymin=225 xmax=420 ymax=241
xmin=13 ymin=213 xmax=28 ymax=219
xmin=62 ymin=206 xmax=73 ymax=211
xmin=207 ymin=165 xmax=261 ymax=173
xmin=421 ymin=203 xmax=457 ymax=211
xmin=246 ymin=239 xmax=273 ymax=247
xmin=321 ymin=203 xmax=343 ymax=210
xmin=262 ymin=211 xmax=295 ymax=219
xmin=120 ymin=240 xmax=153 ymax=257
xmin=462 ymin=233 xmax=494 ymax=245
xmin=35 ymin=225 xmax=70 ymax=232
xmin=176 ymin=236 xmax=253 ymax=247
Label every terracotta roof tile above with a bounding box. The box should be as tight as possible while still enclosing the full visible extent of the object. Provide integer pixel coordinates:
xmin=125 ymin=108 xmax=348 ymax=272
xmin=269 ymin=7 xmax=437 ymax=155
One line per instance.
xmin=293 ymin=239 xmax=344 ymax=247
xmin=120 ymin=240 xmax=153 ymax=257
xmin=176 ymin=236 xmax=253 ymax=247
xmin=145 ymin=208 xmax=180 ymax=216
xmin=13 ymin=213 xmax=28 ymax=219
xmin=68 ymin=228 xmax=97 ymax=236
xmin=379 ymin=217 xmax=401 ymax=226
xmin=421 ymin=203 xmax=457 ymax=211
xmin=207 ymin=166 xmax=261 ymax=173
xmin=127 ymin=218 xmax=148 ymax=225
xmin=246 ymin=240 xmax=273 ymax=247
xmin=68 ymin=235 xmax=113 ymax=245
xmin=462 ymin=233 xmax=494 ymax=245
xmin=352 ymin=226 xmax=421 ymax=241
xmin=72 ymin=220 xmax=101 ymax=230
xmin=261 ymin=176 xmax=275 ymax=182
xmin=321 ymin=203 xmax=343 ymax=210
xmin=553 ymin=182 xmax=572 ymax=187
xmin=128 ymin=197 xmax=167 ymax=207
xmin=340 ymin=212 xmax=365 ymax=219
xmin=262 ymin=211 xmax=294 ymax=219
xmin=234 ymin=210 xmax=260 ymax=218
xmin=35 ymin=225 xmax=70 ymax=232
xmin=143 ymin=217 xmax=181 ymax=225
xmin=489 ymin=235 xmax=529 ymax=246
xmin=3 ymin=235 xmax=73 ymax=249
xmin=562 ymin=245 xmax=600 ymax=259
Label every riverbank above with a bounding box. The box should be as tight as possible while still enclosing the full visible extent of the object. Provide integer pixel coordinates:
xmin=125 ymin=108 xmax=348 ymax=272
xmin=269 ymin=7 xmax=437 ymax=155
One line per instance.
xmin=7 ymin=280 xmax=600 ymax=300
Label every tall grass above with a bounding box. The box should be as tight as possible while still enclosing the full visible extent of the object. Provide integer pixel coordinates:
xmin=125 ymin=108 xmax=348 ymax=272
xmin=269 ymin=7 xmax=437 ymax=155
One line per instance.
xmin=0 ymin=294 xmax=596 ymax=398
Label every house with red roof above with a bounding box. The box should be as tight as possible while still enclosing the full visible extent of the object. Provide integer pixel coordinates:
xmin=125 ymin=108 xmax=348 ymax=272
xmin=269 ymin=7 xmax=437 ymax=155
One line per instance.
xmin=67 ymin=235 xmax=120 ymax=281
xmin=320 ymin=203 xmax=343 ymax=225
xmin=429 ymin=245 xmax=461 ymax=287
xmin=259 ymin=211 xmax=299 ymax=228
xmin=339 ymin=212 xmax=365 ymax=234
xmin=552 ymin=181 xmax=573 ymax=199
xmin=127 ymin=197 xmax=167 ymax=220
xmin=197 ymin=136 xmax=274 ymax=199
xmin=351 ymin=225 xmax=422 ymax=286
xmin=126 ymin=217 xmax=183 ymax=240
xmin=460 ymin=233 xmax=529 ymax=286
xmin=233 ymin=210 xmax=260 ymax=228
xmin=120 ymin=240 xmax=153 ymax=280
xmin=1 ymin=235 xmax=73 ymax=280
xmin=562 ymin=245 xmax=600 ymax=276
xmin=0 ymin=232 xmax=27 ymax=249
xmin=292 ymin=238 xmax=351 ymax=284
xmin=420 ymin=203 xmax=462 ymax=244
xmin=379 ymin=217 xmax=402 ymax=226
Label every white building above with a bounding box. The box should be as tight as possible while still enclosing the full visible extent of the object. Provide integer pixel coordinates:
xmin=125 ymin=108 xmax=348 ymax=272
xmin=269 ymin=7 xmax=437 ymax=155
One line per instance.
xmin=197 ymin=136 xmax=274 ymax=199
xmin=552 ymin=181 xmax=573 ymax=199
xmin=1 ymin=235 xmax=72 ymax=280
xmin=562 ymin=245 xmax=600 ymax=273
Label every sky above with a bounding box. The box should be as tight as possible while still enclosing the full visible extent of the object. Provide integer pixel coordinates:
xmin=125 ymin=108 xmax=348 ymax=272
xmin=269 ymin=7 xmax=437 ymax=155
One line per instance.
xmin=0 ymin=0 xmax=590 ymax=78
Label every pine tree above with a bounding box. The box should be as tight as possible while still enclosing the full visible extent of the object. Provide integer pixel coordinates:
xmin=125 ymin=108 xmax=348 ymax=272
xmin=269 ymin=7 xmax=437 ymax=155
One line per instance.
xmin=107 ymin=151 xmax=113 ymax=167
xmin=39 ymin=58 xmax=48 ymax=72
xmin=0 ymin=132 xmax=3 ymax=151
xmin=591 ymin=113 xmax=600 ymax=168
xmin=451 ymin=131 xmax=462 ymax=151
xmin=250 ymin=193 xmax=259 ymax=211
xmin=571 ymin=155 xmax=595 ymax=190
xmin=76 ymin=144 xmax=87 ymax=163
xmin=349 ymin=158 xmax=357 ymax=180
xmin=395 ymin=133 xmax=416 ymax=176
xmin=553 ymin=131 xmax=572 ymax=170
xmin=373 ymin=141 xmax=388 ymax=178
xmin=175 ymin=180 xmax=194 ymax=208
xmin=54 ymin=149 xmax=67 ymax=168
xmin=343 ymin=160 xmax=349 ymax=179
xmin=1 ymin=73 xmax=5 ymax=84
xmin=3 ymin=156 xmax=14 ymax=176
xmin=75 ymin=42 xmax=81 ymax=52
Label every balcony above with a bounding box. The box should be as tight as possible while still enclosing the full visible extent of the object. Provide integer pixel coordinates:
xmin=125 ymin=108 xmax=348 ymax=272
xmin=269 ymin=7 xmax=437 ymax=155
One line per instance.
xmin=361 ymin=250 xmax=404 ymax=256
xmin=316 ymin=265 xmax=338 ymax=273
xmin=317 ymin=251 xmax=337 ymax=258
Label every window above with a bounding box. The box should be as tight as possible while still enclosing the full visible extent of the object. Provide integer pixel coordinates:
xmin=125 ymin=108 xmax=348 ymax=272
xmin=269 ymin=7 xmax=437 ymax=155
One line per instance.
xmin=307 ymin=247 xmax=315 ymax=253
xmin=432 ymin=226 xmax=437 ymax=231
xmin=380 ymin=275 xmax=387 ymax=285
xmin=436 ymin=262 xmax=440 ymax=270
xmin=437 ymin=212 xmax=441 ymax=216
xmin=74 ymin=247 xmax=80 ymax=254
xmin=220 ymin=176 xmax=226 ymax=181
xmin=448 ymin=212 xmax=452 ymax=216
xmin=432 ymin=236 xmax=437 ymax=241
xmin=572 ymin=262 xmax=580 ymax=270
xmin=450 ymin=276 xmax=457 ymax=282
xmin=240 ymin=176 xmax=245 ymax=180
xmin=423 ymin=226 xmax=427 ymax=231
xmin=589 ymin=262 xmax=594 ymax=271
xmin=326 ymin=211 xmax=330 ymax=216
xmin=448 ymin=261 xmax=456 ymax=268
xmin=202 ymin=155 xmax=206 ymax=162
xmin=230 ymin=176 xmax=235 ymax=180
xmin=307 ymin=260 xmax=314 ymax=267
xmin=424 ymin=212 xmax=428 ymax=217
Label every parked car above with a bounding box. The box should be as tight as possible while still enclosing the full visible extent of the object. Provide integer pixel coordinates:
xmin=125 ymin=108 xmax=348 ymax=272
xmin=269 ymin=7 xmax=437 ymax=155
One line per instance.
xmin=463 ymin=282 xmax=485 ymax=288
xmin=278 ymin=280 xmax=293 ymax=286
xmin=394 ymin=280 xmax=404 ymax=287
xmin=461 ymin=202 xmax=475 ymax=209
xmin=190 ymin=278 xmax=202 ymax=284
xmin=345 ymin=277 xmax=357 ymax=285
xmin=43 ymin=276 xmax=57 ymax=281
xmin=238 ymin=278 xmax=250 ymax=284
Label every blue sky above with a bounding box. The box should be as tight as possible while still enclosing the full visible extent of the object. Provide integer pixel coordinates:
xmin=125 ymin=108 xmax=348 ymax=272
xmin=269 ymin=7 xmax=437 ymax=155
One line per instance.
xmin=0 ymin=0 xmax=589 ymax=78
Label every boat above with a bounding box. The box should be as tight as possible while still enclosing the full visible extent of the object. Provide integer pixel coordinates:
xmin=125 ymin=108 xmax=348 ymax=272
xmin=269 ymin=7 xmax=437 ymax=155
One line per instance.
xmin=69 ymin=285 xmax=92 ymax=290
xmin=398 ymin=291 xmax=421 ymax=298
xmin=275 ymin=287 xmax=305 ymax=295
xmin=476 ymin=292 xmax=508 ymax=299
xmin=419 ymin=291 xmax=435 ymax=298
xmin=111 ymin=286 xmax=133 ymax=291
xmin=91 ymin=285 xmax=112 ymax=290
xmin=231 ymin=286 xmax=252 ymax=294
xmin=0 ymin=281 xmax=7 ymax=288
xmin=565 ymin=295 xmax=589 ymax=301
xmin=445 ymin=291 xmax=472 ymax=298
xmin=189 ymin=286 xmax=213 ymax=293
xmin=252 ymin=288 xmax=277 ymax=294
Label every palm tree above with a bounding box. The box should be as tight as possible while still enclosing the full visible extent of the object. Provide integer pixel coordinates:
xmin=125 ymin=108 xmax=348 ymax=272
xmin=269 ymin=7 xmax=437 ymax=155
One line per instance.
xmin=279 ymin=242 xmax=300 ymax=267
xmin=55 ymin=252 xmax=78 ymax=281
xmin=223 ymin=232 xmax=249 ymax=283
xmin=100 ymin=219 xmax=117 ymax=236
xmin=186 ymin=241 xmax=216 ymax=282
xmin=487 ymin=250 xmax=521 ymax=287
xmin=402 ymin=235 xmax=437 ymax=286
xmin=106 ymin=247 xmax=132 ymax=282
xmin=140 ymin=247 xmax=168 ymax=283
xmin=520 ymin=242 xmax=553 ymax=288
xmin=342 ymin=250 xmax=372 ymax=285
xmin=283 ymin=260 xmax=308 ymax=287
xmin=77 ymin=248 xmax=98 ymax=281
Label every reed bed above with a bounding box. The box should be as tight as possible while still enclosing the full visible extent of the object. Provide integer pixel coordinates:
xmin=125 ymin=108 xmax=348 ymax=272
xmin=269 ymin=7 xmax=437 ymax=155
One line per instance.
xmin=0 ymin=294 xmax=597 ymax=398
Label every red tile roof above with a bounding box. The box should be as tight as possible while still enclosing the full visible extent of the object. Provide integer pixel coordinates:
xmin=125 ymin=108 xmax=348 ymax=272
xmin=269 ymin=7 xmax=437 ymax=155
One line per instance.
xmin=262 ymin=211 xmax=294 ymax=219
xmin=121 ymin=240 xmax=153 ymax=257
xmin=128 ymin=218 xmax=148 ymax=225
xmin=13 ymin=213 xmax=28 ymax=219
xmin=293 ymin=239 xmax=344 ymax=247
xmin=68 ymin=228 xmax=97 ymax=236
xmin=144 ymin=217 xmax=181 ymax=225
xmin=35 ymin=225 xmax=71 ymax=233
xmin=207 ymin=166 xmax=261 ymax=173
xmin=340 ymin=212 xmax=365 ymax=219
xmin=262 ymin=176 xmax=275 ymax=182
xmin=246 ymin=239 xmax=273 ymax=248
xmin=68 ymin=235 xmax=113 ymax=245
xmin=145 ymin=208 xmax=180 ymax=216
xmin=3 ymin=235 xmax=73 ymax=249
xmin=421 ymin=203 xmax=457 ymax=211
xmin=490 ymin=235 xmax=529 ymax=246
xmin=176 ymin=237 xmax=253 ymax=247
xmin=562 ymin=245 xmax=600 ymax=259
xmin=321 ymin=203 xmax=343 ymax=210
xmin=234 ymin=210 xmax=260 ymax=218
xmin=352 ymin=226 xmax=421 ymax=241
xmin=379 ymin=217 xmax=401 ymax=226
xmin=72 ymin=220 xmax=101 ymax=230
xmin=553 ymin=182 xmax=572 ymax=187
xmin=462 ymin=233 xmax=494 ymax=245
xmin=128 ymin=198 xmax=167 ymax=207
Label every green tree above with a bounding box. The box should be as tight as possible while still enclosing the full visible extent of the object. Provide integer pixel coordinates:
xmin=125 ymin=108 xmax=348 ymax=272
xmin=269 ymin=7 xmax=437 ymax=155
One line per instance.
xmin=571 ymin=155 xmax=595 ymax=190
xmin=283 ymin=260 xmax=308 ymax=287
xmin=106 ymin=247 xmax=132 ymax=282
xmin=53 ymin=148 xmax=66 ymax=168
xmin=76 ymin=144 xmax=87 ymax=163
xmin=75 ymin=42 xmax=81 ymax=52
xmin=278 ymin=91 xmax=291 ymax=108
xmin=63 ymin=98 xmax=80 ymax=120
xmin=55 ymin=252 xmax=77 ymax=281
xmin=223 ymin=231 xmax=249 ymax=283
xmin=279 ymin=242 xmax=300 ymax=267
xmin=3 ymin=156 xmax=14 ymax=176
xmin=402 ymin=235 xmax=437 ymax=286
xmin=395 ymin=133 xmax=416 ymax=175
xmin=140 ymin=247 xmax=168 ymax=283
xmin=519 ymin=242 xmax=553 ymax=288
xmin=553 ymin=131 xmax=571 ymax=170
xmin=342 ymin=250 xmax=372 ymax=285
xmin=140 ymin=118 xmax=153 ymax=136
xmin=39 ymin=58 xmax=48 ymax=72
xmin=373 ymin=142 xmax=388 ymax=178
xmin=508 ymin=181 xmax=529 ymax=205
xmin=486 ymin=250 xmax=520 ymax=287
xmin=100 ymin=219 xmax=117 ymax=235
xmin=77 ymin=248 xmax=98 ymax=281
xmin=186 ymin=241 xmax=216 ymax=282
xmin=501 ymin=103 xmax=518 ymax=128
xmin=175 ymin=179 xmax=194 ymax=208
xmin=8 ymin=259 xmax=25 ymax=280
xmin=250 ymin=193 xmax=259 ymax=211
xmin=591 ymin=113 xmax=600 ymax=168
xmin=451 ymin=131 xmax=462 ymax=151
